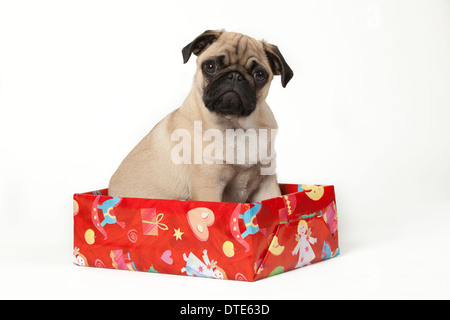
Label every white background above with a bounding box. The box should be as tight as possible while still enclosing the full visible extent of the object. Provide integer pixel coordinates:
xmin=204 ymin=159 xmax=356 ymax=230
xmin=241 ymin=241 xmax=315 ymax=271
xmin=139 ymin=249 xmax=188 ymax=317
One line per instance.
xmin=1 ymin=0 xmax=449 ymax=299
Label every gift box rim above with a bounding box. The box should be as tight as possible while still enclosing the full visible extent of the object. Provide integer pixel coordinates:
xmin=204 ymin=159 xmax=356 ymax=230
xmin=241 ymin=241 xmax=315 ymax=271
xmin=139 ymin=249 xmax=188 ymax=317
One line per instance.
xmin=74 ymin=183 xmax=333 ymax=206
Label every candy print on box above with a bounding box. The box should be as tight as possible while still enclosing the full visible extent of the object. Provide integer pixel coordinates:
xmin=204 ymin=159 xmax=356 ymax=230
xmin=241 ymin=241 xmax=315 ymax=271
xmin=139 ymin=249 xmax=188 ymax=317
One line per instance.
xmin=73 ymin=184 xmax=340 ymax=281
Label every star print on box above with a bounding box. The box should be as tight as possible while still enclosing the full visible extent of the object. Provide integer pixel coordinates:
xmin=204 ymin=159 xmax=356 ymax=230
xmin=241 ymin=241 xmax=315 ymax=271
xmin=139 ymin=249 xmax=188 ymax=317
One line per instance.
xmin=73 ymin=183 xmax=340 ymax=281
xmin=173 ymin=228 xmax=184 ymax=240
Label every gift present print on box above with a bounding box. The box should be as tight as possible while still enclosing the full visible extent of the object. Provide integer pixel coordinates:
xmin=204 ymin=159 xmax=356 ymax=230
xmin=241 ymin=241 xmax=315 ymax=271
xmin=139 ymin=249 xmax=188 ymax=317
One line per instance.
xmin=73 ymin=183 xmax=340 ymax=281
xmin=141 ymin=208 xmax=168 ymax=236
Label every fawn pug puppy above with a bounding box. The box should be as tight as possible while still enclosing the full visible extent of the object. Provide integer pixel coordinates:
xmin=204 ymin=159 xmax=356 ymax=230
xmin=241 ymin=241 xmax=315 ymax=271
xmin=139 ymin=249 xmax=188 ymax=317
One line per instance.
xmin=109 ymin=30 xmax=293 ymax=202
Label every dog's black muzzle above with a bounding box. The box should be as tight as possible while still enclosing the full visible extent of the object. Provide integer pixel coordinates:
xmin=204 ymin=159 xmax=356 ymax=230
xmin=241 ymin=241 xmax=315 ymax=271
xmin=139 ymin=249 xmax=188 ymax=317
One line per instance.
xmin=203 ymin=71 xmax=257 ymax=116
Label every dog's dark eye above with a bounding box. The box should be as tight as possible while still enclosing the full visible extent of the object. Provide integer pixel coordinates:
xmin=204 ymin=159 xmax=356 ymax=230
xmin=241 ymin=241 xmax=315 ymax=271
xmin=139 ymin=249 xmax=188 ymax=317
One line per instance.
xmin=253 ymin=70 xmax=266 ymax=82
xmin=204 ymin=61 xmax=219 ymax=74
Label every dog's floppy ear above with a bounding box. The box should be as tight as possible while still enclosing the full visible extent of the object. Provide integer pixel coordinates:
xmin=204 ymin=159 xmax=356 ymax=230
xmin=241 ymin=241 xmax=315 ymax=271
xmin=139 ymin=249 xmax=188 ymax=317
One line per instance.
xmin=263 ymin=42 xmax=294 ymax=88
xmin=182 ymin=30 xmax=223 ymax=64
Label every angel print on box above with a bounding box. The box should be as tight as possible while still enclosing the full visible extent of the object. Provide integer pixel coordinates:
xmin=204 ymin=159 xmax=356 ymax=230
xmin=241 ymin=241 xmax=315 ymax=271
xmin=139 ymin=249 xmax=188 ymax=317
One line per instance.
xmin=181 ymin=250 xmax=227 ymax=280
xmin=292 ymin=220 xmax=317 ymax=268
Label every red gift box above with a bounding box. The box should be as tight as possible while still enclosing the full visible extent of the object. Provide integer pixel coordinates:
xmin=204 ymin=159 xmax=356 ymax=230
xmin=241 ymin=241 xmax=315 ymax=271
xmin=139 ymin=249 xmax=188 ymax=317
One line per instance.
xmin=73 ymin=183 xmax=339 ymax=281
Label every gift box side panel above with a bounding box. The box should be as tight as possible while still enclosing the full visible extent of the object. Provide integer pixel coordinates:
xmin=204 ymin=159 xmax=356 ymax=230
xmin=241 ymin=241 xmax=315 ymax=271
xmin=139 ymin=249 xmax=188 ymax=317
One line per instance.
xmin=73 ymin=192 xmax=261 ymax=281
xmin=252 ymin=185 xmax=339 ymax=280
xmin=253 ymin=216 xmax=340 ymax=281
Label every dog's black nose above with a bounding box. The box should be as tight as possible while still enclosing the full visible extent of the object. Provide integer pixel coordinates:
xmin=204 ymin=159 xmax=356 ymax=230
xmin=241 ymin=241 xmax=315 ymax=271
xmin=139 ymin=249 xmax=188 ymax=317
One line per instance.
xmin=227 ymin=72 xmax=243 ymax=82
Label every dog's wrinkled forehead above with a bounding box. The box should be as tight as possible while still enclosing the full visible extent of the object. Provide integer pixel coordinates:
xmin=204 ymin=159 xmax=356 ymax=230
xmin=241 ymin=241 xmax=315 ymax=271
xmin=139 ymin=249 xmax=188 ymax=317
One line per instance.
xmin=182 ymin=30 xmax=293 ymax=87
xmin=202 ymin=32 xmax=269 ymax=69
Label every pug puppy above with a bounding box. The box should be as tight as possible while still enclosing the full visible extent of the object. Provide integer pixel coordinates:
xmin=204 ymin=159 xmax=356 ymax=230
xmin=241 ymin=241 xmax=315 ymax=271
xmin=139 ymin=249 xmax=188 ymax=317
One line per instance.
xmin=108 ymin=30 xmax=293 ymax=202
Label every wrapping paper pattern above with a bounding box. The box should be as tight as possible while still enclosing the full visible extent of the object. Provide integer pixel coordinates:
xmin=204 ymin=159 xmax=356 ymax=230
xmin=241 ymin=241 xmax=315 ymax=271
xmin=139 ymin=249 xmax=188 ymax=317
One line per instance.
xmin=73 ymin=184 xmax=339 ymax=281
